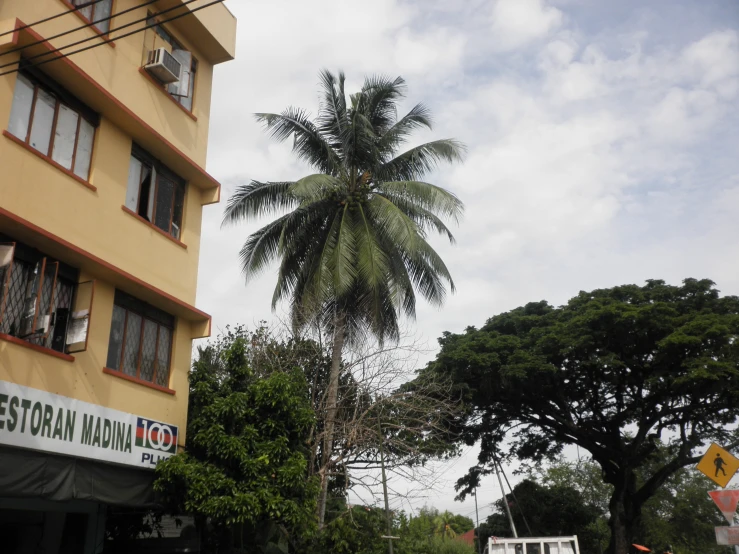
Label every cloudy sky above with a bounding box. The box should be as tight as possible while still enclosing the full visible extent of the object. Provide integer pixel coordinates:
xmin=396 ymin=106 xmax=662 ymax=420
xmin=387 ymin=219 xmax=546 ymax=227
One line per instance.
xmin=199 ymin=0 xmax=739 ymax=521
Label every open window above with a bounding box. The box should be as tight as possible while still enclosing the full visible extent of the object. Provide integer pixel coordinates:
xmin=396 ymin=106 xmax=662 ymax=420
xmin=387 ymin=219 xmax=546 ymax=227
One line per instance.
xmin=125 ymin=145 xmax=186 ymax=240
xmin=65 ymin=280 xmax=95 ymax=353
xmin=0 ymin=236 xmax=80 ymax=354
xmin=0 ymin=243 xmax=16 ymax=325
xmin=19 ymin=258 xmax=59 ymax=339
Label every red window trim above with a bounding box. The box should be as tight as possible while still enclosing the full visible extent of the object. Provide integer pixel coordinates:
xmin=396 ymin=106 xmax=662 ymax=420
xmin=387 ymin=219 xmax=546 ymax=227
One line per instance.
xmin=0 ymin=206 xmax=212 ymax=336
xmin=121 ymin=206 xmax=188 ymax=249
xmin=57 ymin=0 xmax=117 ymax=47
xmin=0 ymin=332 xmax=75 ymax=362
xmin=3 ymin=131 xmax=97 ymax=192
xmin=10 ymin=19 xmax=222 ymax=205
xmin=138 ymin=68 xmax=197 ymax=121
xmin=103 ymin=367 xmax=176 ymax=395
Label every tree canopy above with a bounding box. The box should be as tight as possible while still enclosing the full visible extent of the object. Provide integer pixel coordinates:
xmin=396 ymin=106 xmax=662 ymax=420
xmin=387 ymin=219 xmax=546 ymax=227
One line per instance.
xmin=222 ymin=70 xmax=464 ymax=345
xmin=420 ymin=279 xmax=739 ymax=554
xmin=154 ymin=327 xmax=319 ymax=550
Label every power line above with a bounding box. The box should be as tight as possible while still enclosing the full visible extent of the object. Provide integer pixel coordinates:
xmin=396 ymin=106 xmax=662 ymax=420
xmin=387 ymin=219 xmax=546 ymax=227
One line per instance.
xmin=0 ymin=0 xmax=225 ymax=79
xmin=0 ymin=0 xmax=106 ymax=39
xmin=1 ymin=0 xmax=206 ymax=72
xmin=1 ymin=0 xmax=163 ymax=61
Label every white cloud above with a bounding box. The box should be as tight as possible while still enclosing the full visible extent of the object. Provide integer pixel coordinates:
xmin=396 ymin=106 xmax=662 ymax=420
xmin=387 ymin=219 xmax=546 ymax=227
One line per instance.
xmin=489 ymin=0 xmax=564 ymax=51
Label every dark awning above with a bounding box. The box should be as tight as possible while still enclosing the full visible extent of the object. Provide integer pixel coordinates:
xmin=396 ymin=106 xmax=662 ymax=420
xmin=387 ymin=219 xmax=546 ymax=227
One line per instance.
xmin=0 ymin=445 xmax=156 ymax=507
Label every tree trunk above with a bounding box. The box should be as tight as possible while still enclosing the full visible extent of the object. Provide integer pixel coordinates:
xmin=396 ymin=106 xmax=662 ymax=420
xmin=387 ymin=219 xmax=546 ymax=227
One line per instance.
xmin=316 ymin=312 xmax=346 ymax=529
xmin=607 ymin=471 xmax=640 ymax=554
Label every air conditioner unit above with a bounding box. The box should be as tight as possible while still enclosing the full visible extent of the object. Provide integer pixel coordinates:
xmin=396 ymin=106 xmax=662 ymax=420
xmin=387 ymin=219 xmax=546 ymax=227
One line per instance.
xmin=144 ymin=48 xmax=181 ymax=85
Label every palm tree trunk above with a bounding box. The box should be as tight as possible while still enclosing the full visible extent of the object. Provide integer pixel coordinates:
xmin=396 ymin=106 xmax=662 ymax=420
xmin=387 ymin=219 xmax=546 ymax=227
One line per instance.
xmin=317 ymin=311 xmax=346 ymax=529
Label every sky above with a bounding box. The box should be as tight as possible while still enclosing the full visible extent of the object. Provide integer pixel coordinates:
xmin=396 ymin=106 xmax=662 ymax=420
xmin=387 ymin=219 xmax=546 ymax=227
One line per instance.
xmin=200 ymin=0 xmax=739 ymax=522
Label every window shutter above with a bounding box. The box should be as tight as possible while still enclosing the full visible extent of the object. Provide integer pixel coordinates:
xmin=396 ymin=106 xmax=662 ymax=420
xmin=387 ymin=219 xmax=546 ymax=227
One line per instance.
xmin=19 ymin=258 xmax=45 ymax=337
xmin=167 ymin=50 xmax=192 ymax=98
xmin=0 ymin=243 xmax=16 ymax=326
xmin=36 ymin=261 xmax=59 ymax=338
xmin=66 ymin=280 xmax=95 ymax=353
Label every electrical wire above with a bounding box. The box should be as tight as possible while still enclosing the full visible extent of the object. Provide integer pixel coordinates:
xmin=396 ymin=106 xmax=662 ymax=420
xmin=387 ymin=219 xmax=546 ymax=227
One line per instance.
xmin=0 ymin=0 xmax=106 ymax=38
xmin=0 ymin=0 xmax=225 ymax=79
xmin=0 ymin=0 xmax=207 ymax=72
xmin=0 ymin=0 xmax=163 ymax=60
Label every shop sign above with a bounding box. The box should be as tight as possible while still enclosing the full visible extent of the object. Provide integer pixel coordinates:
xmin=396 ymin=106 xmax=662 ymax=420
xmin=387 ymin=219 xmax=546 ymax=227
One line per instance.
xmin=0 ymin=380 xmax=178 ymax=469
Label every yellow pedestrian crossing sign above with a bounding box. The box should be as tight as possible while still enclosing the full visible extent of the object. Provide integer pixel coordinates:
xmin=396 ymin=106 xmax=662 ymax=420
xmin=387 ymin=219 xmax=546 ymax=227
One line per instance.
xmin=697 ymin=443 xmax=739 ymax=488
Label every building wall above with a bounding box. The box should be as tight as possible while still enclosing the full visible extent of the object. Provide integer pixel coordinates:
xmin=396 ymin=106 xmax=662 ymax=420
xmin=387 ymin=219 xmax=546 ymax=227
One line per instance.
xmin=0 ymin=0 xmax=236 ymax=450
xmin=0 ymin=0 xmax=234 ymax=166
xmin=0 ymin=279 xmax=195 ymax=440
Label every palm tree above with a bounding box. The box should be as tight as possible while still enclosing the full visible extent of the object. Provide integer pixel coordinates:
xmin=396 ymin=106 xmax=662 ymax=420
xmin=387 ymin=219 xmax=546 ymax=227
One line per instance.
xmin=433 ymin=511 xmax=459 ymax=540
xmin=222 ymin=70 xmax=464 ymax=528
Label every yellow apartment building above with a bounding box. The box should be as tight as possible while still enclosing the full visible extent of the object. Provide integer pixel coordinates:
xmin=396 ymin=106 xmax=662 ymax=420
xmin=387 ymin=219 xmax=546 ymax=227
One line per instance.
xmin=0 ymin=1 xmax=236 ymax=552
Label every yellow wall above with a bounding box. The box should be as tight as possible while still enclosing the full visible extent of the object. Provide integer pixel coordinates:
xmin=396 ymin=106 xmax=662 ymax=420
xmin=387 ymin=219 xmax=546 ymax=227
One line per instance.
xmin=0 ymin=0 xmax=236 ymax=444
xmin=0 ymin=0 xmax=234 ymax=167
xmin=0 ymin=278 xmax=193 ymax=442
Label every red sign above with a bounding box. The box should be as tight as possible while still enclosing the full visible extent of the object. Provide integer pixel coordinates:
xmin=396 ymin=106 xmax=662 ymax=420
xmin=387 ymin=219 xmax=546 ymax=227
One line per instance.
xmin=709 ymin=490 xmax=739 ymax=523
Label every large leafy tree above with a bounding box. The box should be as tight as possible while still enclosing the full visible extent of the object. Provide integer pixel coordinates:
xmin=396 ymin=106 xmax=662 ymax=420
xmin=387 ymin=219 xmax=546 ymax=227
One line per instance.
xmin=154 ymin=327 xmax=320 ymax=551
xmin=421 ymin=279 xmax=739 ymax=554
xmin=223 ymin=70 xmax=464 ymax=526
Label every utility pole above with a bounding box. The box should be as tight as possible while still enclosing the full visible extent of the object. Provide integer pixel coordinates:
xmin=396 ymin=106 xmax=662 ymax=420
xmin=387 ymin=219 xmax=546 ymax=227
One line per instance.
xmin=378 ymin=420 xmax=395 ymax=554
xmin=494 ymin=459 xmax=518 ymax=538
xmin=474 ymin=488 xmax=482 ymax=554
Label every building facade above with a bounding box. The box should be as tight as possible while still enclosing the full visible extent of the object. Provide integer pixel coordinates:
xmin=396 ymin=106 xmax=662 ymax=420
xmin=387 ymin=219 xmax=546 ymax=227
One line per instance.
xmin=0 ymin=1 xmax=236 ymax=552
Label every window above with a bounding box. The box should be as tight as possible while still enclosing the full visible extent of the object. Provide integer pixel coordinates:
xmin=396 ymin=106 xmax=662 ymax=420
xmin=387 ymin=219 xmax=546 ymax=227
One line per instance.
xmin=125 ymin=145 xmax=186 ymax=240
xmin=7 ymin=71 xmax=98 ymax=181
xmin=106 ymin=290 xmax=174 ymax=388
xmin=145 ymin=12 xmax=197 ymax=111
xmin=0 ymin=237 xmax=90 ymax=354
xmin=72 ymin=0 xmax=113 ymax=34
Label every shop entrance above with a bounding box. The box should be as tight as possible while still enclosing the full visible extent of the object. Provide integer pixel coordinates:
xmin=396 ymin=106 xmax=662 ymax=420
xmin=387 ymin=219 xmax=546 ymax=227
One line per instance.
xmin=0 ymin=498 xmax=105 ymax=554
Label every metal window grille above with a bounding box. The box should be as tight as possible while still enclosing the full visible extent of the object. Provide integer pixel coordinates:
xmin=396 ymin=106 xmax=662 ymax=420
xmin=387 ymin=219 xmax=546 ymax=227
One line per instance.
xmin=1 ymin=258 xmax=75 ymax=352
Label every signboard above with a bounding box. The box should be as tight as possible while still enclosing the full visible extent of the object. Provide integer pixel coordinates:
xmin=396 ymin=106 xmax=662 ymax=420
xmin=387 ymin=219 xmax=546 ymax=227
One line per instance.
xmin=716 ymin=527 xmax=739 ymax=546
xmin=710 ymin=490 xmax=739 ymax=523
xmin=0 ymin=380 xmax=178 ymax=469
xmin=697 ymin=443 xmax=739 ymax=488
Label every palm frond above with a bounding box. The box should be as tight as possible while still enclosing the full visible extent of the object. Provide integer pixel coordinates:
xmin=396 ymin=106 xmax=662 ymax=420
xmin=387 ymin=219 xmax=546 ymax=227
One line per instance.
xmin=270 ymin=204 xmax=336 ymax=308
xmin=362 ymin=75 xmax=406 ymax=133
xmin=342 ymin=100 xmax=379 ymax=172
xmin=385 ymin=245 xmax=417 ymax=318
xmin=378 ymin=192 xmax=457 ymax=243
xmin=376 ymin=103 xmax=433 ymax=156
xmin=329 ymin=204 xmax=358 ymax=296
xmin=222 ymin=181 xmax=296 ymax=226
xmin=375 ymin=180 xmax=464 ymax=222
xmin=408 ymin=237 xmax=456 ymax=302
xmin=365 ymin=194 xmax=421 ymax=254
xmin=238 ymin=214 xmax=290 ymax=281
xmin=290 ymin=174 xmax=343 ymax=204
xmin=376 ymin=139 xmax=466 ymax=181
xmin=317 ymin=70 xmax=348 ymax=148
xmin=255 ymin=109 xmax=340 ymax=174
xmin=355 ymin=204 xmax=390 ymax=323
xmin=300 ymin=209 xmax=344 ymax=308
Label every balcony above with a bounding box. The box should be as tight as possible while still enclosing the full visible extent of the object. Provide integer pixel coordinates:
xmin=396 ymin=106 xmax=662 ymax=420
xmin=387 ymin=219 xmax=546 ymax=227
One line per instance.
xmin=154 ymin=0 xmax=237 ymax=64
